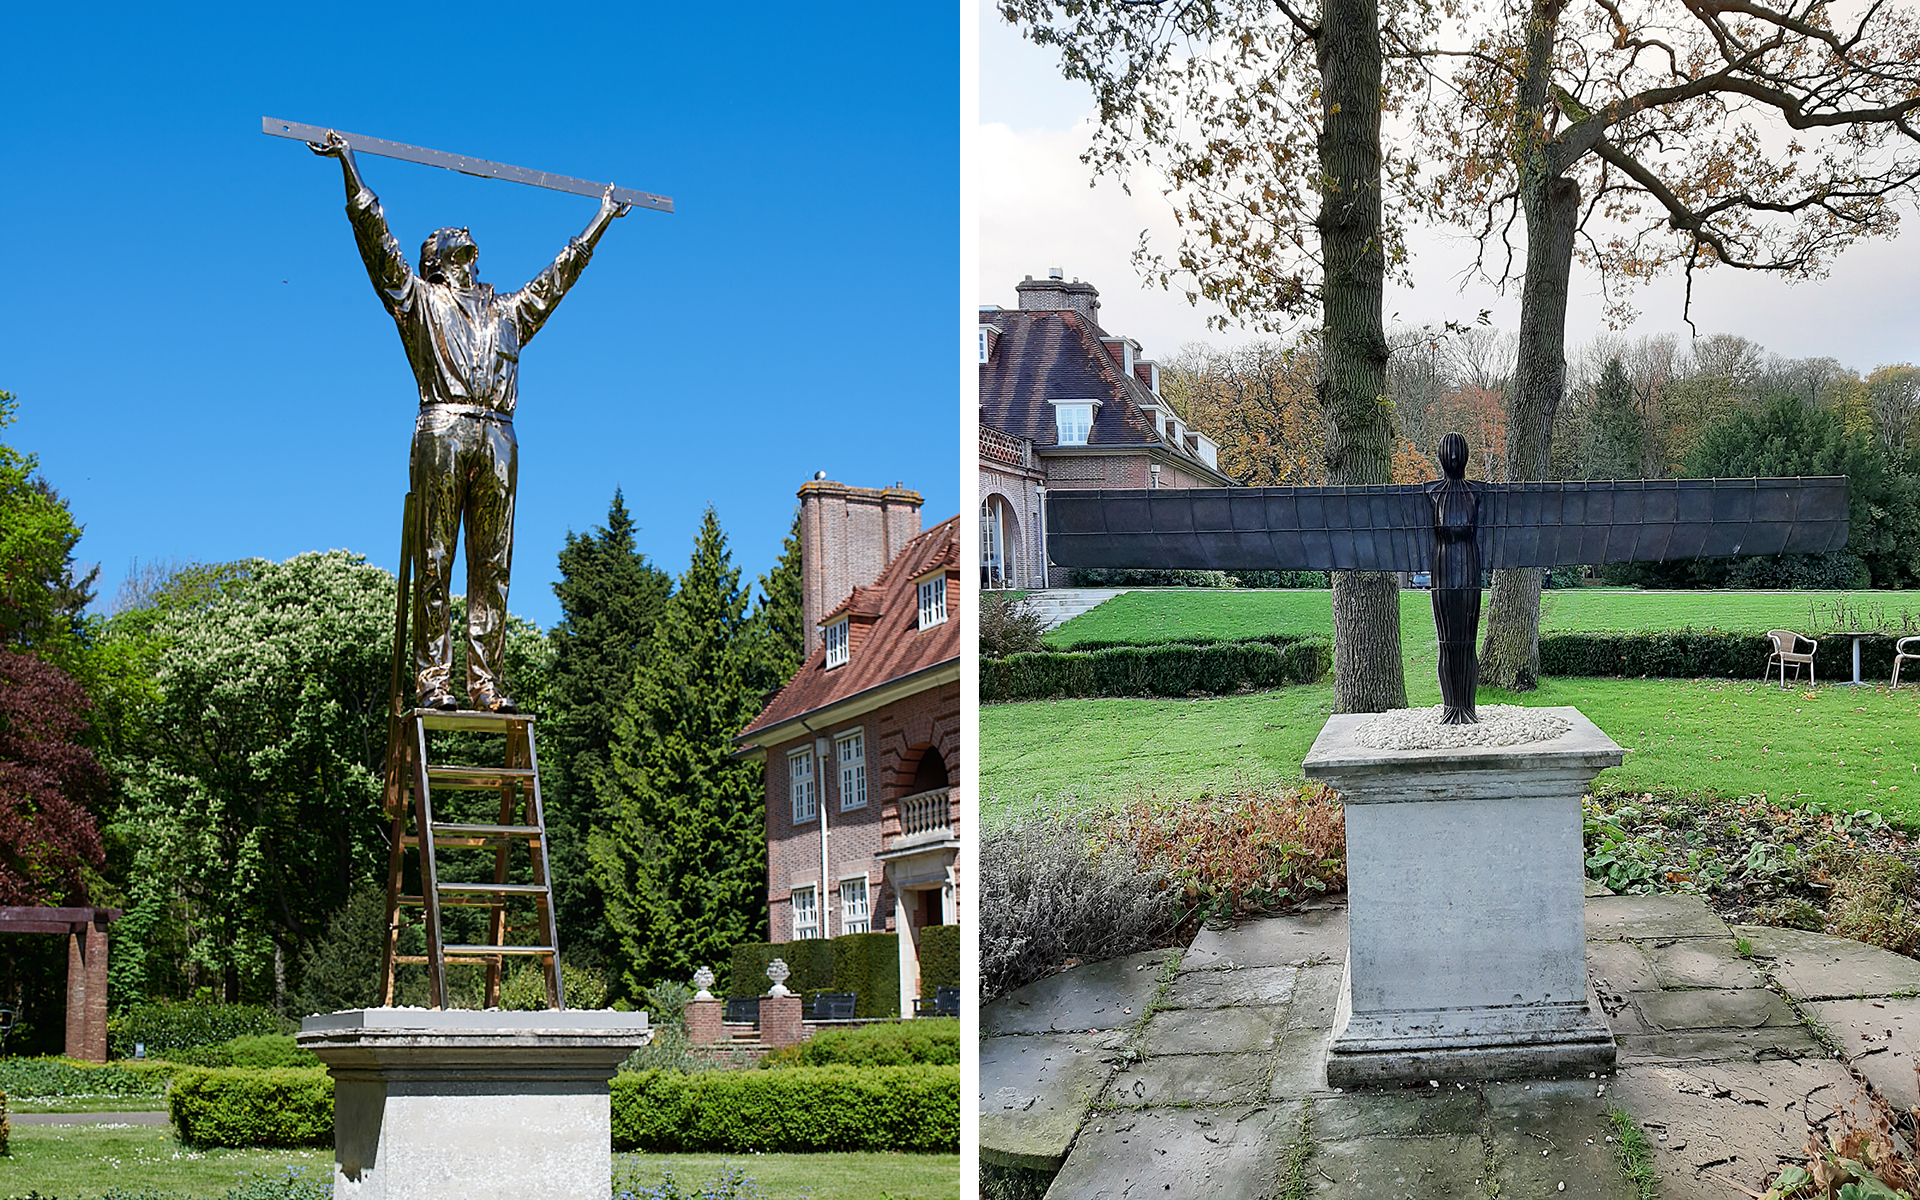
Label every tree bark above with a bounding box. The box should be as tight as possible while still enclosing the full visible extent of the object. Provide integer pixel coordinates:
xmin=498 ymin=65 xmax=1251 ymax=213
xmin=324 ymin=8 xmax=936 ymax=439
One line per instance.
xmin=1317 ymin=0 xmax=1405 ymax=713
xmin=1480 ymin=0 xmax=1576 ymax=692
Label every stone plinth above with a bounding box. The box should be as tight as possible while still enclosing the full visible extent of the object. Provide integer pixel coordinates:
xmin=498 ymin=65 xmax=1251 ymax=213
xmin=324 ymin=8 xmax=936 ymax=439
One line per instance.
xmin=298 ymin=1009 xmax=651 ymax=1200
xmin=760 ymin=993 xmax=803 ymax=1049
xmin=685 ymin=996 xmax=723 ymax=1045
xmin=1303 ymin=707 xmax=1621 ymax=1085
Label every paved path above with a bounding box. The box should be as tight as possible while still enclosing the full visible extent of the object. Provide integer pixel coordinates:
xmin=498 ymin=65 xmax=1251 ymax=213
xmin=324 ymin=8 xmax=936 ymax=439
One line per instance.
xmin=1020 ymin=589 xmax=1129 ymax=632
xmin=12 ymin=1111 xmax=168 ymax=1124
xmin=983 ymin=889 xmax=1920 ymax=1198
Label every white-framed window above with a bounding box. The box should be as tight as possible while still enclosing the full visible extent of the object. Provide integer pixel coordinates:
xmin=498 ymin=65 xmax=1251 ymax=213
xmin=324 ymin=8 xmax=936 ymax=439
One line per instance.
xmin=839 ymin=876 xmax=870 ymax=935
xmin=918 ymin=576 xmax=948 ymax=629
xmin=836 ymin=729 xmax=867 ymax=811
xmin=1054 ymin=402 xmax=1093 ymax=446
xmin=788 ymin=748 xmax=816 ymax=823
xmin=823 ymin=617 xmax=849 ymax=669
xmin=978 ymin=328 xmax=989 ymax=363
xmin=791 ymin=885 xmax=819 ymax=939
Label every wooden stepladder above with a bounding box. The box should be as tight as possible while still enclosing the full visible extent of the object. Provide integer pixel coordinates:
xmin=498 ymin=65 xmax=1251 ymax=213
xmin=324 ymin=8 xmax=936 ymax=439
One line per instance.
xmin=379 ymin=709 xmax=566 ymax=1011
xmin=377 ymin=492 xmax=563 ymax=1011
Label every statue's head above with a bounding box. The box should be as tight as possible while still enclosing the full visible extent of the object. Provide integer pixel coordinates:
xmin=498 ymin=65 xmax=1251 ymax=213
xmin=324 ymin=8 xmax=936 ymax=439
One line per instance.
xmin=418 ymin=227 xmax=479 ymax=288
xmin=1438 ymin=432 xmax=1469 ymax=481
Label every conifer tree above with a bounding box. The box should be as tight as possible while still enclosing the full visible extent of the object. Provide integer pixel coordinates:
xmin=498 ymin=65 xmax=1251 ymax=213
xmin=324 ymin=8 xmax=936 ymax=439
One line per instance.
xmin=1581 ymin=358 xmax=1645 ymax=482
xmin=747 ymin=509 xmax=804 ymax=698
xmin=591 ymin=509 xmax=768 ymax=995
xmin=544 ymin=491 xmax=672 ymax=962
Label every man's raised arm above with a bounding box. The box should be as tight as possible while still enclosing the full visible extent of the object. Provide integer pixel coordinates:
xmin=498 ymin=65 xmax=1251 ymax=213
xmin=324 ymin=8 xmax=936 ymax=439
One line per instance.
xmin=310 ymin=130 xmax=414 ymax=310
xmin=511 ymin=185 xmax=630 ymax=343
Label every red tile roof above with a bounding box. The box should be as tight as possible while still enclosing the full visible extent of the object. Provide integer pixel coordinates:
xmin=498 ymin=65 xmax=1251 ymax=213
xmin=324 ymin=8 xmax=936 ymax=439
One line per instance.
xmin=738 ymin=516 xmax=959 ymax=741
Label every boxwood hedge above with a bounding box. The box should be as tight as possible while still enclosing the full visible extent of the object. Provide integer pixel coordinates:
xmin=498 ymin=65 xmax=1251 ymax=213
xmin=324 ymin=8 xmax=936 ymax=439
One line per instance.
xmin=919 ymin=924 xmax=959 ymax=997
xmin=765 ymin=1020 xmax=959 ymax=1068
xmin=1539 ymin=630 xmax=1905 ymax=681
xmin=611 ymin=1065 xmax=958 ymax=1152
xmin=168 ymin=1067 xmax=332 ymax=1148
xmin=730 ymin=931 xmax=900 ymax=1017
xmin=982 ymin=636 xmax=1330 ymax=703
xmin=0 ymin=1056 xmax=176 ymax=1100
xmin=111 ymin=1000 xmax=288 ymax=1059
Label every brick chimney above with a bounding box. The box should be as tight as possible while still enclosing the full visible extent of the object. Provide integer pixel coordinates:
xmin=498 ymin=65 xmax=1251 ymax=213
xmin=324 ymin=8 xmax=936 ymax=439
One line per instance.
xmin=797 ymin=478 xmax=924 ymax=658
xmin=1015 ymin=268 xmax=1102 ymax=327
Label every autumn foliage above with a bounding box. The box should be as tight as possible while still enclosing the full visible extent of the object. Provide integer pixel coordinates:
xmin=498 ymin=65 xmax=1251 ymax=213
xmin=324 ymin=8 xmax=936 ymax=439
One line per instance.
xmin=0 ymin=648 xmax=106 ymax=905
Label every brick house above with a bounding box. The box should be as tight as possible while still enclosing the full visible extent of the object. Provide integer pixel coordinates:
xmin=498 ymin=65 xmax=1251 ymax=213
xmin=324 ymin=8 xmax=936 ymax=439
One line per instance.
xmin=735 ymin=479 xmax=960 ymax=1017
xmin=980 ymin=270 xmax=1238 ymax=588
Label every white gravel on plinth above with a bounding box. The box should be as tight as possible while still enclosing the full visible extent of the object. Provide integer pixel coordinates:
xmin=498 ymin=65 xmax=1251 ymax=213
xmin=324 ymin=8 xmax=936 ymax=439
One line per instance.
xmin=1354 ymin=704 xmax=1571 ymax=751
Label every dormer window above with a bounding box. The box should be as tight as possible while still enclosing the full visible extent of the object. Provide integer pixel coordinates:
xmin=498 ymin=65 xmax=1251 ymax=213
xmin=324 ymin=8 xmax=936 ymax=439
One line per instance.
xmin=918 ymin=576 xmax=948 ymax=629
xmin=824 ymin=618 xmax=849 ymax=669
xmin=1054 ymin=402 xmax=1093 ymax=446
xmin=978 ymin=329 xmax=989 ymax=363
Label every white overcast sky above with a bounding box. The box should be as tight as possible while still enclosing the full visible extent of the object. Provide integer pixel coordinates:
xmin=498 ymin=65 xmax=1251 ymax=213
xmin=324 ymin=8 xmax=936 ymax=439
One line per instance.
xmin=978 ymin=0 xmax=1920 ymax=374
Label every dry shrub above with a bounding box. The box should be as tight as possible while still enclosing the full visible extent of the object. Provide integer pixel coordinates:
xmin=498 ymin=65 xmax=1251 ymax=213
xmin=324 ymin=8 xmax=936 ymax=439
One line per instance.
xmin=979 ymin=591 xmax=1047 ymax=659
xmin=1105 ymin=788 xmax=1347 ymax=923
xmin=979 ymin=813 xmax=1182 ymax=1002
xmin=1828 ymin=854 xmax=1920 ymax=956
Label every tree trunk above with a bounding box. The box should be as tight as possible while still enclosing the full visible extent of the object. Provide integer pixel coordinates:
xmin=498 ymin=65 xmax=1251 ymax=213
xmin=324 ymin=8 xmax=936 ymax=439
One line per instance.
xmin=1480 ymin=2 xmax=1576 ymax=692
xmin=1317 ymin=0 xmax=1405 ymax=713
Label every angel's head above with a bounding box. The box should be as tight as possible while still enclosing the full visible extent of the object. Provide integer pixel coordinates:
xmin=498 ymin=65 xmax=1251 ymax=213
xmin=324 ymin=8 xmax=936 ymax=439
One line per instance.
xmin=1438 ymin=432 xmax=1469 ymax=481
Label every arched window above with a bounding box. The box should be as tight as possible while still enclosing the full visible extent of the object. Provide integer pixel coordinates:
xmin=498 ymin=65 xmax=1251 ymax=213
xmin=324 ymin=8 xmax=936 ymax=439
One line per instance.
xmin=980 ymin=495 xmax=1019 ymax=590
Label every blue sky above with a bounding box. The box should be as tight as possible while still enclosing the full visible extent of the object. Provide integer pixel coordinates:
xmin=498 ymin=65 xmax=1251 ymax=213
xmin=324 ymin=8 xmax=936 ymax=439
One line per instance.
xmin=1 ymin=4 xmax=960 ymax=629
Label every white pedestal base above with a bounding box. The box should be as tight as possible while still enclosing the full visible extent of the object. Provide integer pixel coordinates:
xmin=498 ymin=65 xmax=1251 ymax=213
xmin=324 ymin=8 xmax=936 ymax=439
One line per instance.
xmin=1303 ymin=707 xmax=1622 ymax=1086
xmin=298 ymin=1009 xmax=651 ymax=1200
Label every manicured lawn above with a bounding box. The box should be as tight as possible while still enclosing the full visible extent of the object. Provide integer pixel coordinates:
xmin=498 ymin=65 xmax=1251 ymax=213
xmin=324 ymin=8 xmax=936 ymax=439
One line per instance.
xmin=12 ymin=1096 xmax=170 ymax=1113
xmin=0 ymin=1125 xmax=959 ymax=1200
xmin=613 ymin=1151 xmax=960 ymax=1200
xmin=0 ymin=1122 xmax=327 ymax=1196
xmin=1042 ymin=586 xmax=1917 ymax=649
xmin=987 ymin=587 xmax=1920 ymax=828
xmin=981 ymin=676 xmax=1920 ymax=828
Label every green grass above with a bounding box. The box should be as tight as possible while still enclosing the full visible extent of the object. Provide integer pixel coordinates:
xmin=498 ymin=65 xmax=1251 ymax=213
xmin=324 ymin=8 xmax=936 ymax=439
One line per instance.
xmin=986 ymin=588 xmax=1920 ymax=828
xmin=613 ymin=1152 xmax=959 ymax=1200
xmin=0 ymin=1122 xmax=327 ymax=1197
xmin=1043 ymin=586 xmax=1918 ymax=649
xmin=0 ymin=1125 xmax=958 ymax=1200
xmin=11 ymin=1096 xmax=170 ymax=1113
xmin=1606 ymin=1108 xmax=1660 ymax=1200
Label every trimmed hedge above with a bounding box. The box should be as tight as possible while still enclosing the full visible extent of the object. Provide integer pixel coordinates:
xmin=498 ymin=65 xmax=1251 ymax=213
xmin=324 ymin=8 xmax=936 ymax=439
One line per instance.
xmin=0 ymin=1056 xmax=176 ymax=1099
xmin=919 ymin=924 xmax=959 ymax=997
xmin=111 ymin=1000 xmax=288 ymax=1059
xmin=2 ymin=1086 xmax=9 ymax=1156
xmin=611 ymin=1065 xmax=958 ymax=1152
xmin=168 ymin=1067 xmax=332 ymax=1148
xmin=732 ymin=931 xmax=899 ymax=1018
xmin=1539 ymin=630 xmax=1907 ymax=681
xmin=163 ymin=1034 xmax=317 ymax=1070
xmin=982 ymin=636 xmax=1331 ymax=703
xmin=766 ymin=1020 xmax=959 ymax=1068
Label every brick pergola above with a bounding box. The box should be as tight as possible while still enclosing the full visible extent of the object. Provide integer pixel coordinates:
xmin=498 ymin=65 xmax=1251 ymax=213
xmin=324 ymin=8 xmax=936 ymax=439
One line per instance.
xmin=0 ymin=906 xmax=118 ymax=1061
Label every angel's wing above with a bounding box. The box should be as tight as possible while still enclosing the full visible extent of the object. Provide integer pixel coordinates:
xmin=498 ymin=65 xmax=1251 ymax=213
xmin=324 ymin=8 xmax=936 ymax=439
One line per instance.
xmin=1044 ymin=486 xmax=1434 ymax=573
xmin=1479 ymin=478 xmax=1849 ymax=568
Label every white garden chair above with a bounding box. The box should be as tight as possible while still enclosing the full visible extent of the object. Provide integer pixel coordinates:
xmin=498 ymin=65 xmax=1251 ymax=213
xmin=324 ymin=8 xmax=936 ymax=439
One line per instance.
xmin=1894 ymin=636 xmax=1920 ymax=687
xmin=1765 ymin=630 xmax=1817 ymax=689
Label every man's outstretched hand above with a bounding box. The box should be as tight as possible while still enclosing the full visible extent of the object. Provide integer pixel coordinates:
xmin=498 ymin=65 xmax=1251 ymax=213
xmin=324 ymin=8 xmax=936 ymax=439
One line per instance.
xmin=307 ymin=130 xmax=349 ymax=158
xmin=600 ymin=183 xmax=633 ymax=219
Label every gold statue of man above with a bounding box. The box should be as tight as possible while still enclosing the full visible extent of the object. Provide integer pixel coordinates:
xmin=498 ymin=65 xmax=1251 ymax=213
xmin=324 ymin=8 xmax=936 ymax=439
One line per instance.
xmin=311 ymin=132 xmax=629 ymax=711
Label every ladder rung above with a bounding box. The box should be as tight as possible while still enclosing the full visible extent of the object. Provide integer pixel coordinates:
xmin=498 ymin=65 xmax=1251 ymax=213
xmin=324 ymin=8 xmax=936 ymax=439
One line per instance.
xmin=433 ymin=822 xmax=544 ymax=838
xmin=441 ymin=944 xmax=556 ymax=957
xmin=394 ymin=950 xmax=554 ymax=965
xmin=414 ymin=710 xmax=536 ymax=731
xmin=438 ymin=882 xmax=549 ymax=896
xmin=425 ymin=766 xmax=537 ymax=789
xmin=397 ymin=895 xmax=514 ymax=908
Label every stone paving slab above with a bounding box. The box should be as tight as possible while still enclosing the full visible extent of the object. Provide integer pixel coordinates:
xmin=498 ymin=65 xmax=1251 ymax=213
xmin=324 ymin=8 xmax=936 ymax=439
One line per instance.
xmin=1045 ymin=1102 xmax=1302 ymax=1200
xmin=1646 ymin=936 xmax=1761 ymax=990
xmin=1804 ymin=997 xmax=1920 ymax=1114
xmin=1585 ymin=893 xmax=1728 ymax=940
xmin=1735 ymin=923 xmax=1920 ymax=1000
xmin=1586 ymin=938 xmax=1660 ymax=994
xmin=983 ymin=950 xmax=1171 ymax=1037
xmin=1309 ymin=1133 xmax=1485 ymax=1197
xmin=1286 ymin=963 xmax=1346 ymax=1033
xmin=1182 ymin=904 xmax=1346 ymax=972
xmin=1164 ymin=963 xmax=1297 ymax=1009
xmin=1311 ymin=1090 xmax=1484 ymax=1139
xmin=1635 ymin=986 xmax=1801 ymax=1032
xmin=1104 ymin=1050 xmax=1273 ymax=1108
xmin=1615 ymin=1026 xmax=1826 ymax=1066
xmin=1482 ymin=1080 xmax=1638 ymax=1200
xmin=1139 ymin=1003 xmax=1286 ymax=1057
xmin=1609 ymin=1058 xmax=1863 ymax=1198
xmin=980 ymin=1031 xmax=1124 ymax=1171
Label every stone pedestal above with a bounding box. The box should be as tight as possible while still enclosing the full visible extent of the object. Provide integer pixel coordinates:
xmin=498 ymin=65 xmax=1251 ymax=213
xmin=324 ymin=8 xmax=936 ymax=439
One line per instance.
xmin=1302 ymin=707 xmax=1621 ymax=1085
xmin=298 ymin=1009 xmax=651 ymax=1200
xmin=685 ymin=996 xmax=722 ymax=1046
xmin=760 ymin=993 xmax=803 ymax=1049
